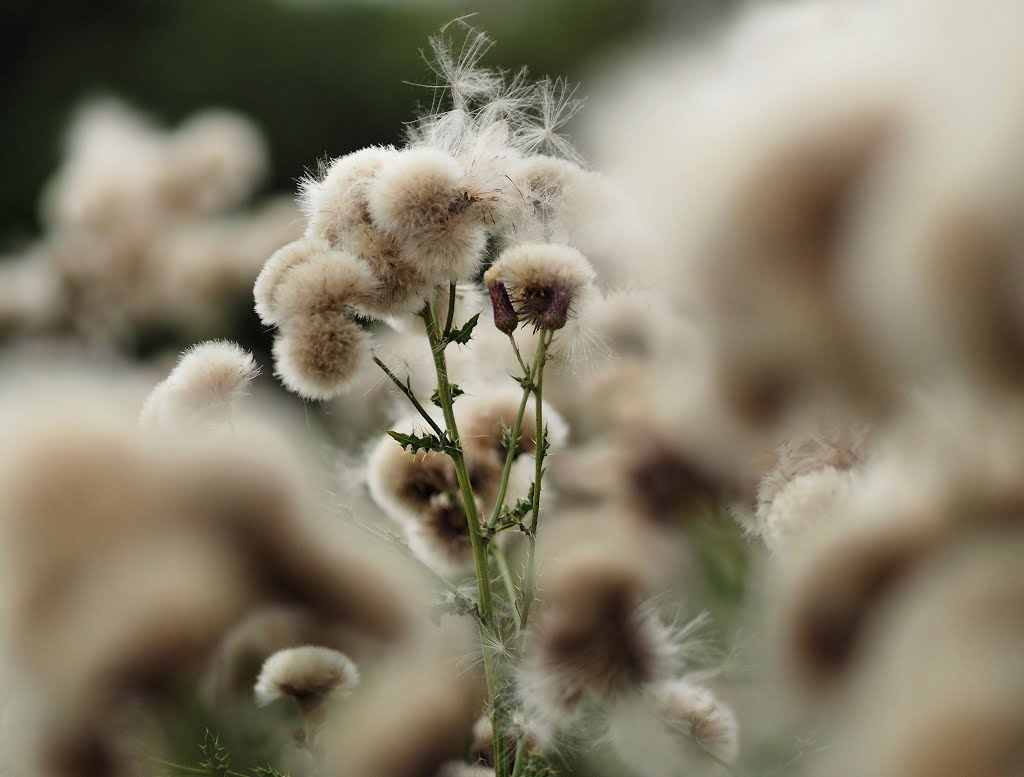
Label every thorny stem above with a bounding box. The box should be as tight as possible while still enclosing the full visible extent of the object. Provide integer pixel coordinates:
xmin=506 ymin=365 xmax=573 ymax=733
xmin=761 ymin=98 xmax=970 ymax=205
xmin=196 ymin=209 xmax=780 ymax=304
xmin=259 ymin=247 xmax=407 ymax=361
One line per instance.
xmin=487 ymin=335 xmax=547 ymax=530
xmin=420 ymin=295 xmax=511 ymax=777
xmin=372 ymin=355 xmax=446 ymax=439
xmin=518 ymin=329 xmax=553 ymax=631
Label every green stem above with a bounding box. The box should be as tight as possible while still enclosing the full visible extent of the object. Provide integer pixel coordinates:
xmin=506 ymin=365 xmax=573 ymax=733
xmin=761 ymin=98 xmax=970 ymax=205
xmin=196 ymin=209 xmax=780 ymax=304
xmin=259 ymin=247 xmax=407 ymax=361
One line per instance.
xmin=518 ymin=330 xmax=552 ymax=631
xmin=492 ymin=544 xmax=522 ymax=631
xmin=509 ymin=728 xmax=530 ymax=777
xmin=443 ymin=282 xmax=457 ymax=338
xmin=372 ymin=355 xmax=446 ymax=439
xmin=421 ymin=298 xmax=510 ymax=777
xmin=488 ymin=335 xmax=546 ymax=529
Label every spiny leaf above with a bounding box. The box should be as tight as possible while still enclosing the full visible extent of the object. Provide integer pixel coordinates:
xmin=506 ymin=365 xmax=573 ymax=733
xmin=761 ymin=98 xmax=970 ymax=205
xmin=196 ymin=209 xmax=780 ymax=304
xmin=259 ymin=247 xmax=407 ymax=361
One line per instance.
xmin=430 ymin=383 xmax=464 ymax=407
xmin=447 ymin=312 xmax=481 ymax=345
xmin=197 ymin=730 xmax=232 ymax=777
xmin=387 ymin=429 xmax=448 ymax=455
xmin=495 ymin=496 xmax=532 ymax=532
xmin=251 ymin=767 xmax=288 ymax=777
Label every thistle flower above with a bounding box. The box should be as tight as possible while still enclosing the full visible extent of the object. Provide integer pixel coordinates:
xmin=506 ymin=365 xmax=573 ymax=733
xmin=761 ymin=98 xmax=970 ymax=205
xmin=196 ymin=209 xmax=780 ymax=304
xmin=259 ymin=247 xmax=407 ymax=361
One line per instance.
xmin=300 ymin=146 xmax=431 ymax=317
xmin=519 ymin=542 xmax=680 ymax=733
xmin=367 ymin=147 xmax=489 ymax=282
xmin=138 ymin=340 xmax=259 ymax=429
xmin=163 ymin=109 xmax=268 ymax=215
xmin=271 ymin=248 xmax=377 ymax=319
xmin=366 ymin=427 xmax=500 ymax=576
xmin=651 ymin=679 xmax=739 ymax=764
xmin=273 ymin=311 xmax=371 ymax=400
xmin=468 ymin=713 xmax=535 ymax=771
xmin=254 ymin=646 xmax=359 ymax=715
xmin=253 ymin=237 xmax=322 ymax=326
xmin=778 ymin=507 xmax=944 ymax=694
xmin=485 ymin=243 xmax=595 ymax=331
xmin=819 ymin=536 xmax=1024 ymax=777
xmin=300 ymin=146 xmax=398 ymax=246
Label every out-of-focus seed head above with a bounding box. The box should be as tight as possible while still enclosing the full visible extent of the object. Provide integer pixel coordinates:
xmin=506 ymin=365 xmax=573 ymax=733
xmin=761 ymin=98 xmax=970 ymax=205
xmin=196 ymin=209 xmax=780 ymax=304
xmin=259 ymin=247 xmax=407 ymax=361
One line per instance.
xmin=253 ymin=645 xmax=359 ymax=715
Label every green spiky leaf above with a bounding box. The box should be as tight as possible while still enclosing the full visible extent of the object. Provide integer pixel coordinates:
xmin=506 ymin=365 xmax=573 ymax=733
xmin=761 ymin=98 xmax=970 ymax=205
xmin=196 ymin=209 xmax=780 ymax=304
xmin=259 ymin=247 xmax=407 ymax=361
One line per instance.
xmin=447 ymin=312 xmax=481 ymax=345
xmin=430 ymin=384 xmax=464 ymax=407
xmin=387 ymin=429 xmax=448 ymax=455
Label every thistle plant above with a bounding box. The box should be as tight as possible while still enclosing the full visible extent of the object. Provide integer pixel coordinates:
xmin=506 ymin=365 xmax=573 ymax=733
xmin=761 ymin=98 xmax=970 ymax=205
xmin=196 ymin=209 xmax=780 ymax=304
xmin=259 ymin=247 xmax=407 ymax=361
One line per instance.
xmin=247 ymin=21 xmax=726 ymax=777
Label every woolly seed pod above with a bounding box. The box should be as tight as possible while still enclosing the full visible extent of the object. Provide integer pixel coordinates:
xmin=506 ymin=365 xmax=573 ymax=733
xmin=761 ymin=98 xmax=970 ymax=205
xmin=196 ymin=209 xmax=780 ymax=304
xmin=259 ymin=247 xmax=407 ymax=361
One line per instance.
xmin=519 ymin=544 xmax=676 ymax=731
xmin=488 ymin=243 xmax=595 ymax=331
xmin=139 ymin=340 xmax=259 ymax=429
xmin=273 ymin=312 xmax=370 ymax=400
xmin=778 ymin=508 xmax=944 ymax=695
xmin=367 ymin=147 xmax=488 ymax=281
xmin=301 ymin=147 xmax=431 ymax=317
xmin=254 ymin=645 xmax=359 ymax=715
xmin=301 ymin=146 xmax=398 ymax=245
xmin=271 ymin=248 xmax=376 ymax=320
xmin=366 ymin=432 xmax=500 ymax=577
xmin=254 ymin=237 xmax=323 ymax=326
xmin=652 ymin=679 xmax=739 ymax=763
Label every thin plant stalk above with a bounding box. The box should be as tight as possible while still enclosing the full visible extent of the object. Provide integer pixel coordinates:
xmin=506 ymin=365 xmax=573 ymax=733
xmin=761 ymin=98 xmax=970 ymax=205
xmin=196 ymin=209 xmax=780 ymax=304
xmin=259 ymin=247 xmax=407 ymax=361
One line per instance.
xmin=487 ymin=335 xmax=547 ymax=529
xmin=419 ymin=293 xmax=511 ymax=777
xmin=518 ymin=329 xmax=553 ymax=630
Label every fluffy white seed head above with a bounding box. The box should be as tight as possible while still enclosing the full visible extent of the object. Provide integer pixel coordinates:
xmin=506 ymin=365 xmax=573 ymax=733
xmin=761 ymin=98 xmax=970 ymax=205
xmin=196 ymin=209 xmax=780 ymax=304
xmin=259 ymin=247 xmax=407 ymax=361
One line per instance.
xmin=301 ymin=146 xmax=398 ymax=245
xmin=518 ymin=541 xmax=680 ymax=734
xmin=139 ymin=341 xmax=259 ymax=429
xmin=164 ymin=109 xmax=268 ymax=215
xmin=367 ymin=148 xmax=488 ymax=282
xmin=254 ymin=237 xmax=324 ymax=326
xmin=273 ymin=312 xmax=370 ymax=400
xmin=253 ymin=645 xmax=359 ymax=712
xmin=271 ymin=249 xmax=377 ymax=320
xmin=365 ymin=423 xmax=499 ymax=577
xmin=486 ymin=243 xmax=595 ymax=331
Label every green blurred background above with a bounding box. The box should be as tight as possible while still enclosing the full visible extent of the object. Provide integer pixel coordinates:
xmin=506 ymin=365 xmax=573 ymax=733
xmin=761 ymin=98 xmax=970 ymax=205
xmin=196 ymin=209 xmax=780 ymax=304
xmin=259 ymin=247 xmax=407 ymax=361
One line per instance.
xmin=0 ymin=0 xmax=729 ymax=250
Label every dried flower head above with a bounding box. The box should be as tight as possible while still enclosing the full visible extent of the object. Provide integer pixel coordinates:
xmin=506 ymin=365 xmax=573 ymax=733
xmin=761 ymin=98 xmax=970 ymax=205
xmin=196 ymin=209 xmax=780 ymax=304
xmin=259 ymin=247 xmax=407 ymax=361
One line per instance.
xmin=300 ymin=146 xmax=431 ymax=317
xmin=367 ymin=147 xmax=489 ymax=281
xmin=519 ymin=542 xmax=679 ymax=732
xmin=486 ymin=243 xmax=595 ymax=331
xmin=778 ymin=507 xmax=944 ymax=694
xmin=253 ymin=237 xmax=322 ymax=326
xmin=270 ymin=248 xmax=376 ymax=320
xmin=272 ymin=311 xmax=371 ymax=401
xmin=253 ymin=645 xmax=359 ymax=714
xmin=366 ymin=427 xmax=500 ymax=576
xmin=164 ymin=109 xmax=268 ymax=215
xmin=138 ymin=340 xmax=259 ymax=429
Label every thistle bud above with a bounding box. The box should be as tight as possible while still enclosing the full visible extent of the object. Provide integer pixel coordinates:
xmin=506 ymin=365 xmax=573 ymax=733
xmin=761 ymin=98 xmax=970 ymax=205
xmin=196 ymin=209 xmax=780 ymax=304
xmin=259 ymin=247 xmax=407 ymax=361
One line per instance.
xmin=484 ymin=269 xmax=519 ymax=335
xmin=487 ymin=243 xmax=595 ymax=332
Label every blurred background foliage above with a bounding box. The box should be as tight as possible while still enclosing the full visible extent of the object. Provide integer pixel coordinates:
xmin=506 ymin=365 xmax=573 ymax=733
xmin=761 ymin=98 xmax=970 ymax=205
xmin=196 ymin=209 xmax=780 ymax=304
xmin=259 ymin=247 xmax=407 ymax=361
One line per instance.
xmin=0 ymin=0 xmax=722 ymax=250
